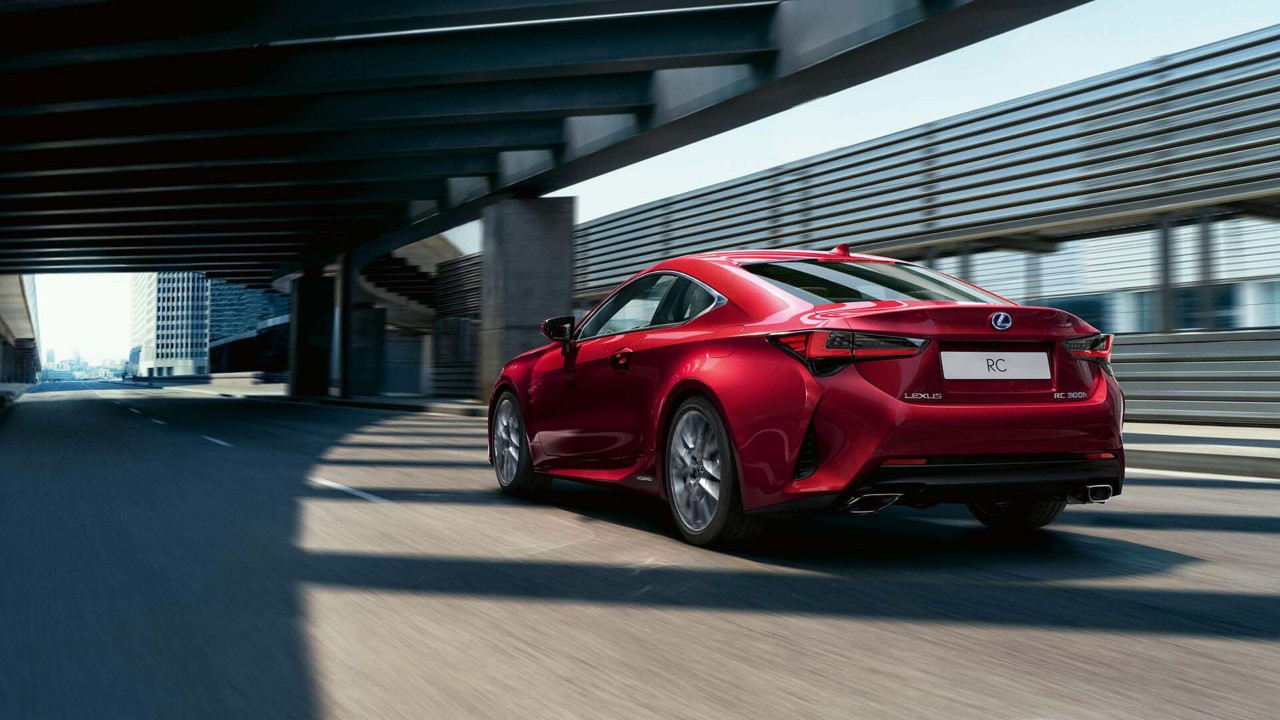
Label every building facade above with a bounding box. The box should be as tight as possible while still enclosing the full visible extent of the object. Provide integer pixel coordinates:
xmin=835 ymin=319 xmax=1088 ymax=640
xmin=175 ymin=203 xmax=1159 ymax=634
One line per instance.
xmin=209 ymin=279 xmax=289 ymax=344
xmin=129 ymin=273 xmax=291 ymax=377
xmin=129 ymin=272 xmax=209 ymax=377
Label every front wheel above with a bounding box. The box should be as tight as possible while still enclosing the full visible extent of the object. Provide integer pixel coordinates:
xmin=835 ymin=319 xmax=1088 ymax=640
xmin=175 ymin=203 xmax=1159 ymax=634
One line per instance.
xmin=665 ymin=396 xmax=763 ymax=546
xmin=491 ymin=391 xmax=550 ymax=497
xmin=966 ymin=497 xmax=1066 ymax=530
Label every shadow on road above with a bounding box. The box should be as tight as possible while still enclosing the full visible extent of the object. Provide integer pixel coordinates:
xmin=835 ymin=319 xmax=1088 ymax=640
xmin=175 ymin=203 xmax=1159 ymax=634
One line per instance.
xmin=3 ymin=384 xmax=1275 ymax=720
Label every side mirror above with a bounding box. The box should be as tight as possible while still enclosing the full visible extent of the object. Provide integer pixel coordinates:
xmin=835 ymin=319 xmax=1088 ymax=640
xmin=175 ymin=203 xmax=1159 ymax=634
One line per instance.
xmin=541 ymin=315 xmax=575 ymax=344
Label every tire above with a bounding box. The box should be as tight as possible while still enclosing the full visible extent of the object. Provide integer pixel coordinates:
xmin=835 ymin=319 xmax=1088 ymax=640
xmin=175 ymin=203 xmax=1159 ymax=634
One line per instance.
xmin=664 ymin=395 xmax=764 ymax=546
xmin=491 ymin=391 xmax=550 ymax=497
xmin=966 ymin=497 xmax=1066 ymax=530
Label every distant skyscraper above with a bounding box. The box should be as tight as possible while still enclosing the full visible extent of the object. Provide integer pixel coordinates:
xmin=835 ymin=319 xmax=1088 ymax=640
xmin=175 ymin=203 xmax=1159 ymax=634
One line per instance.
xmin=129 ymin=272 xmax=209 ymax=377
xmin=45 ymin=349 xmax=54 ymax=365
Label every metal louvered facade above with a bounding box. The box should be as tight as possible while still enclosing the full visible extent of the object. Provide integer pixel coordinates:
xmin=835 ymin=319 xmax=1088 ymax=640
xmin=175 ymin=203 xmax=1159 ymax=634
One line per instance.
xmin=574 ymin=24 xmax=1280 ymax=301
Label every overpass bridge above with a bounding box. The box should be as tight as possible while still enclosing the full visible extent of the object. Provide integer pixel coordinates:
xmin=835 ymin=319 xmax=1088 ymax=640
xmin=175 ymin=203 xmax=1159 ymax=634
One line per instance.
xmin=0 ymin=274 xmax=39 ymax=391
xmin=0 ymin=0 xmax=1085 ymax=396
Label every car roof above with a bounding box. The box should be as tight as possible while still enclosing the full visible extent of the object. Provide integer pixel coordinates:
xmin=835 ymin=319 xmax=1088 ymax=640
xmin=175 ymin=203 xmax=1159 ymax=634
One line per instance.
xmin=680 ymin=248 xmax=901 ymax=265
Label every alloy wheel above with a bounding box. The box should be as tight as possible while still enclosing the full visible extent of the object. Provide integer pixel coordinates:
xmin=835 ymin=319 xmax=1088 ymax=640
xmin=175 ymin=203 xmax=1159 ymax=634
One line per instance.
xmin=492 ymin=395 xmax=523 ymax=487
xmin=668 ymin=407 xmax=723 ymax=532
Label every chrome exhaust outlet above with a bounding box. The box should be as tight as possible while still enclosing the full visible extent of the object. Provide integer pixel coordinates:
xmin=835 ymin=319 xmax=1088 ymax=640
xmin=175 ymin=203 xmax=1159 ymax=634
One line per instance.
xmin=846 ymin=493 xmax=903 ymax=515
xmin=1086 ymin=484 xmax=1113 ymax=504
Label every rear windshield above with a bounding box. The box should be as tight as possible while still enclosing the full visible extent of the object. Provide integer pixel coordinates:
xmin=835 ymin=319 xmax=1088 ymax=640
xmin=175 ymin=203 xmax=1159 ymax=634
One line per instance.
xmin=743 ymin=259 xmax=1008 ymax=305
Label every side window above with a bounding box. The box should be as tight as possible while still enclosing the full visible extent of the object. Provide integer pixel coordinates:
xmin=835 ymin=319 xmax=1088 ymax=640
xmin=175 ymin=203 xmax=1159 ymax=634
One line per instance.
xmin=651 ymin=278 xmax=717 ymax=326
xmin=577 ymin=274 xmax=677 ymax=339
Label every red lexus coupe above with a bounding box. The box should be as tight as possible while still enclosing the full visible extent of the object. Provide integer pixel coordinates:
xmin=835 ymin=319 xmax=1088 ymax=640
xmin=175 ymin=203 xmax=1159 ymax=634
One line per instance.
xmin=488 ymin=247 xmax=1124 ymax=545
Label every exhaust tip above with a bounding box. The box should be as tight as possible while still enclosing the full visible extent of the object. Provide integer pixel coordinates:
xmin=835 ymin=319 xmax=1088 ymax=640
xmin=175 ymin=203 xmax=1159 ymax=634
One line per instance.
xmin=1086 ymin=484 xmax=1113 ymax=504
xmin=846 ymin=493 xmax=902 ymax=515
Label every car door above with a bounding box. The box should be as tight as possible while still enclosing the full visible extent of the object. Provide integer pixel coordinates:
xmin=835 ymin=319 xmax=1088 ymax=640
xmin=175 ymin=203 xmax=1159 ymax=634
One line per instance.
xmin=527 ymin=273 xmax=678 ymax=470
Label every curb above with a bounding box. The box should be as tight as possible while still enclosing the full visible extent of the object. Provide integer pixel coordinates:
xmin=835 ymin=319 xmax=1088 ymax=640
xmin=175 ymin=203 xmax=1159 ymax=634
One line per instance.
xmin=1123 ymin=449 xmax=1280 ymax=480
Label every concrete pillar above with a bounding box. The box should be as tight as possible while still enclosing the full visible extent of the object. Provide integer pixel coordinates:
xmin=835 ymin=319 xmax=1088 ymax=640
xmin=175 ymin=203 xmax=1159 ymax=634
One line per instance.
xmin=1198 ymin=213 xmax=1216 ymax=329
xmin=1156 ymin=215 xmax=1177 ymax=332
xmin=957 ymin=243 xmax=972 ymax=280
xmin=347 ymin=305 xmax=386 ymax=397
xmin=1025 ymin=253 xmax=1042 ymax=304
xmin=288 ymin=266 xmax=334 ymax=397
xmin=326 ymin=254 xmax=386 ymax=399
xmin=329 ymin=254 xmax=355 ymax=397
xmin=478 ymin=197 xmax=575 ymax=398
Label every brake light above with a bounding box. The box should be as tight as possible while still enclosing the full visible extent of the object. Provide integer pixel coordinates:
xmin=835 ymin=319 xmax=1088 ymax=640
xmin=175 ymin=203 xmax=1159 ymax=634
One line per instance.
xmin=769 ymin=330 xmax=928 ymax=374
xmin=1064 ymin=334 xmax=1113 ymax=362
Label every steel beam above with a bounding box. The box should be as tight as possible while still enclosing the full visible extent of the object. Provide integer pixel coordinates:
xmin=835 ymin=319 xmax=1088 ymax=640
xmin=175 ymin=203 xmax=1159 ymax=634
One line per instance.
xmin=326 ymin=0 xmax=1090 ymax=277
xmin=0 ymin=75 xmax=652 ymax=151
xmin=0 ymin=7 xmax=776 ymax=113
xmin=0 ymin=219 xmax=381 ymax=236
xmin=0 ymin=1 xmax=765 ymax=66
xmin=0 ymin=124 xmax=559 ymax=176
xmin=0 ymin=183 xmax=447 ymax=215
xmin=0 ymin=158 xmax=499 ymax=200
xmin=0 ymin=205 xmax=401 ymax=223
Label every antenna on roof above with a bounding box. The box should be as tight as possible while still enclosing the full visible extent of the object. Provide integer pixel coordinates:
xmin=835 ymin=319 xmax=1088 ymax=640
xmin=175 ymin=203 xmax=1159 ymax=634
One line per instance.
xmin=830 ymin=243 xmax=851 ymax=256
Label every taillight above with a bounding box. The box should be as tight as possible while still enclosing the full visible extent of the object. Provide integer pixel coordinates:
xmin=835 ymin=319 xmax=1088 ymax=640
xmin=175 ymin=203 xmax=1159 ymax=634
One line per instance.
xmin=1064 ymin=334 xmax=1113 ymax=361
xmin=769 ymin=330 xmax=927 ymax=374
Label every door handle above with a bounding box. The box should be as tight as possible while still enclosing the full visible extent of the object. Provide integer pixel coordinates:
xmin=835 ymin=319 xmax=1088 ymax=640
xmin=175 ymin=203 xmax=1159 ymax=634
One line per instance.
xmin=610 ymin=348 xmax=633 ymax=371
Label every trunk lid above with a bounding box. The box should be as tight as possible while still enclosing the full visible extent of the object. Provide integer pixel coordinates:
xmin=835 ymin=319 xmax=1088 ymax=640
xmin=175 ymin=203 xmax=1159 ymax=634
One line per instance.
xmin=812 ymin=301 xmax=1101 ymax=404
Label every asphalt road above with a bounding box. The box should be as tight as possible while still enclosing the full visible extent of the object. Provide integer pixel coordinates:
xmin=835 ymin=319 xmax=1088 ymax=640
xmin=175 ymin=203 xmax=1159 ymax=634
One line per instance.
xmin=1 ymin=381 xmax=1277 ymax=719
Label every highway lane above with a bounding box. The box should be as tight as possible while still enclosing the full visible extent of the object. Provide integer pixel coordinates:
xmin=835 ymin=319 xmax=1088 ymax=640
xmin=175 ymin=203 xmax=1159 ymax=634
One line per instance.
xmin=1 ymin=381 xmax=1277 ymax=719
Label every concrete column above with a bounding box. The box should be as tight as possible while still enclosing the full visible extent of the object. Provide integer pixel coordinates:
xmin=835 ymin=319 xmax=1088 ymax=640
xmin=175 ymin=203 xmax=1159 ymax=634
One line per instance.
xmin=329 ymin=254 xmax=355 ymax=397
xmin=347 ymin=305 xmax=386 ymax=397
xmin=1025 ymin=253 xmax=1042 ymax=304
xmin=957 ymin=243 xmax=972 ymax=280
xmin=478 ymin=197 xmax=575 ymax=398
xmin=1198 ymin=213 xmax=1216 ymax=329
xmin=287 ymin=266 xmax=334 ymax=397
xmin=326 ymin=254 xmax=387 ymax=399
xmin=1157 ymin=215 xmax=1176 ymax=332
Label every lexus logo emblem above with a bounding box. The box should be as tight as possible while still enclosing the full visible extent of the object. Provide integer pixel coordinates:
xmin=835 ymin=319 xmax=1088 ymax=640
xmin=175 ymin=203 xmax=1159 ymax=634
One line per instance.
xmin=990 ymin=312 xmax=1013 ymax=331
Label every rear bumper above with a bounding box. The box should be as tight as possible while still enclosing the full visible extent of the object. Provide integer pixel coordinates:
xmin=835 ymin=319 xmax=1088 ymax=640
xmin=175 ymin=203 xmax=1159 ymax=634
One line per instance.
xmin=733 ymin=360 xmax=1124 ymax=512
xmin=845 ymin=453 xmax=1123 ymax=505
xmin=752 ymin=453 xmax=1124 ymax=514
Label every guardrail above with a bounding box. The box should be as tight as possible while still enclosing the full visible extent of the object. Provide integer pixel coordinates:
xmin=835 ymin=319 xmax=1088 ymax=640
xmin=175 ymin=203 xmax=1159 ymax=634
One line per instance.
xmin=574 ymin=23 xmax=1280 ymax=299
xmin=1114 ymin=330 xmax=1280 ymax=426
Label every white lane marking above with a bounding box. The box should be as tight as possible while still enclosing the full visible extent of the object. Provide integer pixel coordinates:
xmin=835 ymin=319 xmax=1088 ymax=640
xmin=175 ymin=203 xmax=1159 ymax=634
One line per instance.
xmin=113 ymin=401 xmax=122 ymax=405
xmin=203 ymin=436 xmax=234 ymax=447
xmin=311 ymin=477 xmax=392 ymax=504
xmin=1126 ymin=467 xmax=1280 ymax=485
xmin=151 ymin=419 xmax=167 ymax=425
xmin=129 ymin=408 xmax=141 ymax=414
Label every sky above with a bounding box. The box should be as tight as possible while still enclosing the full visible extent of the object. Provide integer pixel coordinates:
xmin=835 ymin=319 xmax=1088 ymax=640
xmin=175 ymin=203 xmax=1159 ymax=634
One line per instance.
xmin=33 ymin=0 xmax=1280 ymax=364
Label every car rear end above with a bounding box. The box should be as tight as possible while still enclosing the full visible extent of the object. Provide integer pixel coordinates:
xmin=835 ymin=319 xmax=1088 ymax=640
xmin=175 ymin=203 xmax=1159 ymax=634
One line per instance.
xmin=734 ymin=254 xmax=1124 ymax=515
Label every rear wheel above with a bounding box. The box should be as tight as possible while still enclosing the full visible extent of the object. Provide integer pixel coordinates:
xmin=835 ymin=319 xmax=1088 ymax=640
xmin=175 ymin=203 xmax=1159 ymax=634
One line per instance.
xmin=966 ymin=497 xmax=1066 ymax=530
xmin=491 ymin=392 xmax=550 ymax=497
xmin=665 ymin=396 xmax=763 ymax=546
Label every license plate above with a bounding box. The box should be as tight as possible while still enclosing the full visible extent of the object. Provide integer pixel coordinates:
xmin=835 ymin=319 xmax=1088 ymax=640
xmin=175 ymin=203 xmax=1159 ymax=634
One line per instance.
xmin=940 ymin=351 xmax=1050 ymax=380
